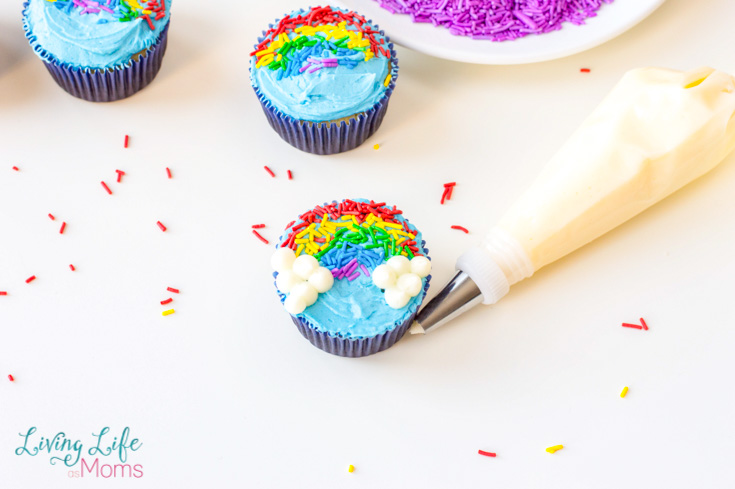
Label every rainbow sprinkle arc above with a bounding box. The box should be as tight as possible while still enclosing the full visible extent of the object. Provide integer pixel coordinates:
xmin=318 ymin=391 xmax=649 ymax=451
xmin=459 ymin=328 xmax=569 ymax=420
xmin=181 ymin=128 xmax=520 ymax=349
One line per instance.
xmin=45 ymin=0 xmax=167 ymax=29
xmin=280 ymin=200 xmax=423 ymax=281
xmin=250 ymin=6 xmax=390 ymax=79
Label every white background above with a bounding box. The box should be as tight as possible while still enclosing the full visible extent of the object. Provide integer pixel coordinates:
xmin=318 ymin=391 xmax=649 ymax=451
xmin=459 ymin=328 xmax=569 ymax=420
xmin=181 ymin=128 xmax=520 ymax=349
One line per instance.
xmin=1 ymin=1 xmax=735 ymax=488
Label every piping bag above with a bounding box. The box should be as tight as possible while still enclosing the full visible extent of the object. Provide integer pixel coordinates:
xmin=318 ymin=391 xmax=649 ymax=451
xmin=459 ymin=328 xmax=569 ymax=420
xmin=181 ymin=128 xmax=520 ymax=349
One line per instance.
xmin=412 ymin=67 xmax=735 ymax=334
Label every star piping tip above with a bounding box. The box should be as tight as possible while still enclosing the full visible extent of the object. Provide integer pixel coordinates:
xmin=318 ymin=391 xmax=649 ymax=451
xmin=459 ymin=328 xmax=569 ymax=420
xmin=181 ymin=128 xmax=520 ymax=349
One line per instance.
xmin=409 ymin=322 xmax=425 ymax=335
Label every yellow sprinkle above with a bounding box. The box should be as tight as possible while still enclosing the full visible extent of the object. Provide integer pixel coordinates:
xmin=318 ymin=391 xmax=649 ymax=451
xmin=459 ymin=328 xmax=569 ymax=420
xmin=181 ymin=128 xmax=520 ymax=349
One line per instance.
xmin=306 ymin=242 xmax=320 ymax=254
xmin=162 ymin=309 xmax=175 ymax=317
xmin=546 ymin=445 xmax=564 ymax=454
xmin=142 ymin=9 xmax=152 ymax=14
xmin=365 ymin=50 xmax=374 ymax=62
xmin=381 ymin=222 xmax=403 ymax=230
xmin=373 ymin=144 xmax=380 ymax=150
xmin=384 ymin=74 xmax=392 ymax=87
xmin=348 ymin=465 xmax=355 ymax=473
xmin=620 ymin=386 xmax=629 ymax=398
xmin=296 ymin=244 xmax=305 ymax=256
xmin=294 ymin=238 xmax=309 ymax=244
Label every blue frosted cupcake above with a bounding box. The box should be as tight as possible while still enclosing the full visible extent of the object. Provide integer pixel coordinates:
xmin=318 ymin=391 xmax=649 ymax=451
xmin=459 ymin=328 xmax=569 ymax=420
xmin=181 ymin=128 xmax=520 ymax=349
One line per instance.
xmin=271 ymin=199 xmax=431 ymax=357
xmin=22 ymin=0 xmax=172 ymax=102
xmin=250 ymin=6 xmax=398 ymax=155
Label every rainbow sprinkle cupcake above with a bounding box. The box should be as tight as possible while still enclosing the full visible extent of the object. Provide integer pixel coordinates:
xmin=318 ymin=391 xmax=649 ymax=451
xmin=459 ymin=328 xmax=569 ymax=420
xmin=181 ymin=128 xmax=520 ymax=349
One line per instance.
xmin=250 ymin=6 xmax=398 ymax=155
xmin=22 ymin=0 xmax=172 ymax=102
xmin=271 ymin=199 xmax=431 ymax=357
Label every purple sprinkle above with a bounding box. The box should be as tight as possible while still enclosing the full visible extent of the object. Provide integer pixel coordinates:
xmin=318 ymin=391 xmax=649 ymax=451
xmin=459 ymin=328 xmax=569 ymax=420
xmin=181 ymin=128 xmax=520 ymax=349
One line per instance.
xmin=373 ymin=0 xmax=614 ymax=42
xmin=360 ymin=264 xmax=370 ymax=277
xmin=347 ymin=271 xmax=361 ymax=281
xmin=307 ymin=65 xmax=322 ymax=73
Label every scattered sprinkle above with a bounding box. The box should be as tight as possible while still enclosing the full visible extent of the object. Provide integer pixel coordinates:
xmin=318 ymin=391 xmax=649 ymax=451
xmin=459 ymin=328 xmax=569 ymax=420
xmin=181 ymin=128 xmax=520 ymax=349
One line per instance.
xmin=478 ymin=450 xmax=497 ymax=457
xmin=48 ymin=213 xmax=55 ymax=220
xmin=12 ymin=166 xmax=19 ymax=171
xmin=8 ymin=374 xmax=14 ymax=382
xmin=162 ymin=309 xmax=175 ymax=316
xmin=373 ymin=144 xmax=380 ymax=150
xmin=167 ymin=287 xmax=180 ymax=294
xmin=640 ymin=318 xmax=649 ymax=330
xmin=161 ymin=298 xmax=173 ymax=305
xmin=59 ymin=222 xmax=66 ymax=234
xmin=264 ymin=166 xmax=276 ymax=178
xmin=124 ymin=134 xmax=129 ymax=148
xmin=441 ymin=182 xmax=456 ymax=204
xmin=166 ymin=167 xmax=172 ymax=179
xmin=0 ymin=291 xmax=7 ymax=296
xmin=546 ymin=445 xmax=564 ymax=454
xmin=252 ymin=224 xmax=266 ymax=229
xmin=253 ymin=229 xmax=269 ymax=244
xmin=348 ymin=465 xmax=355 ymax=473
xmin=288 ymin=169 xmax=293 ymax=180
xmin=116 ymin=169 xmax=125 ymax=183
xmin=69 ymin=264 xmax=75 ymax=271
xmin=157 ymin=221 xmax=167 ymax=232
xmin=25 ymin=275 xmax=36 ymax=284
xmin=620 ymin=386 xmax=629 ymax=398
xmin=451 ymin=225 xmax=469 ymax=234
xmin=622 ymin=322 xmax=643 ymax=330
xmin=101 ymin=181 xmax=112 ymax=195
xmin=580 ymin=68 xmax=591 ymax=73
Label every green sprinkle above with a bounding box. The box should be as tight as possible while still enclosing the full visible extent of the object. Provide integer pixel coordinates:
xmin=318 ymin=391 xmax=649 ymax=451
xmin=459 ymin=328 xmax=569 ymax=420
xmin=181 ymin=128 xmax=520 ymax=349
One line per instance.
xmin=406 ymin=247 xmax=415 ymax=259
xmin=365 ymin=243 xmax=382 ymax=249
xmin=391 ymin=237 xmax=396 ymax=256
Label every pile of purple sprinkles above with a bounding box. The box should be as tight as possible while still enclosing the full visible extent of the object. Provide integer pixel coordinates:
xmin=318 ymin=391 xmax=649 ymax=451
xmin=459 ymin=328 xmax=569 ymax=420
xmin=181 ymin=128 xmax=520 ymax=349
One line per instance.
xmin=373 ymin=0 xmax=614 ymax=41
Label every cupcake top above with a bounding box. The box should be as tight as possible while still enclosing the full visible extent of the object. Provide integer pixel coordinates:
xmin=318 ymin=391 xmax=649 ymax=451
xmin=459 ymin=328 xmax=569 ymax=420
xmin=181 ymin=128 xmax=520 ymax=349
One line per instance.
xmin=271 ymin=199 xmax=431 ymax=339
xmin=250 ymin=6 xmax=394 ymax=122
xmin=24 ymin=0 xmax=172 ymax=69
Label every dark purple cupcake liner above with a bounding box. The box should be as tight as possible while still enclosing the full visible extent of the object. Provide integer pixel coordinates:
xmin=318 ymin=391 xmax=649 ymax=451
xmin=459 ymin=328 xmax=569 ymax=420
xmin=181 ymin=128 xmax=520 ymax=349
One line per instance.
xmin=274 ymin=240 xmax=431 ymax=358
xmin=22 ymin=2 xmax=169 ymax=102
xmin=250 ymin=17 xmax=399 ymax=155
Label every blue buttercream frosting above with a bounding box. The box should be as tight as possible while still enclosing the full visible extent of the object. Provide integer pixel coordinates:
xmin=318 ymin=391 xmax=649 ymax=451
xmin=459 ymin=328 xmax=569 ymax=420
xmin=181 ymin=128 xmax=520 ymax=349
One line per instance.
xmin=250 ymin=7 xmax=393 ymax=122
xmin=24 ymin=0 xmax=172 ymax=69
xmin=275 ymin=199 xmax=429 ymax=340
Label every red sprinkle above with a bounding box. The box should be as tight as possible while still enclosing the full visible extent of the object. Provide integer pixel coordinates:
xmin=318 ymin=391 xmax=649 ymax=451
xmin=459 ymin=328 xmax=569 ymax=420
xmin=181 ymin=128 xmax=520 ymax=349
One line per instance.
xmin=157 ymin=221 xmax=167 ymax=232
xmin=478 ymin=450 xmax=496 ymax=457
xmin=253 ymin=229 xmax=269 ymax=244
xmin=161 ymin=298 xmax=173 ymax=305
xmin=580 ymin=68 xmax=591 ymax=73
xmin=48 ymin=213 xmax=55 ymax=220
xmin=116 ymin=169 xmax=125 ymax=183
xmin=264 ymin=166 xmax=276 ymax=178
xmin=25 ymin=275 xmax=36 ymax=284
xmin=166 ymin=167 xmax=172 ymax=179
xmin=0 ymin=291 xmax=7 ymax=296
xmin=444 ymin=182 xmax=457 ymax=188
xmin=59 ymin=222 xmax=66 ymax=234
xmin=167 ymin=287 xmax=180 ymax=294
xmin=69 ymin=264 xmax=75 ymax=271
xmin=101 ymin=181 xmax=112 ymax=195
xmin=288 ymin=169 xmax=293 ymax=180
xmin=451 ymin=225 xmax=469 ymax=234
xmin=640 ymin=318 xmax=649 ymax=330
xmin=441 ymin=188 xmax=450 ymax=205
xmin=622 ymin=323 xmax=643 ymax=330
xmin=124 ymin=135 xmax=129 ymax=148
xmin=252 ymin=224 xmax=266 ymax=229
xmin=12 ymin=166 xmax=19 ymax=171
xmin=8 ymin=374 xmax=14 ymax=382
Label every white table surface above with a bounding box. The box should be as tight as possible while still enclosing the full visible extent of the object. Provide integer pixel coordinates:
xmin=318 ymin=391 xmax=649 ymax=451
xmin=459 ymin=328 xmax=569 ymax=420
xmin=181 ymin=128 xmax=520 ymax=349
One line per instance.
xmin=1 ymin=1 xmax=735 ymax=488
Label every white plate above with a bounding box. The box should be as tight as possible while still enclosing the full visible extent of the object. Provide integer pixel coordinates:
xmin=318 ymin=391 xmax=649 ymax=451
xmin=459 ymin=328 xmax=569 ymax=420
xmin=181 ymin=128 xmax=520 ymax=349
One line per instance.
xmin=336 ymin=0 xmax=666 ymax=64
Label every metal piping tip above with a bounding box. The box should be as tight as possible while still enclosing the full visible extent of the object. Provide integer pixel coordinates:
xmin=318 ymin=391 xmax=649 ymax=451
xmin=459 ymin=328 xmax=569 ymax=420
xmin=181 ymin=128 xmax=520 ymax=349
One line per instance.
xmin=412 ymin=271 xmax=484 ymax=335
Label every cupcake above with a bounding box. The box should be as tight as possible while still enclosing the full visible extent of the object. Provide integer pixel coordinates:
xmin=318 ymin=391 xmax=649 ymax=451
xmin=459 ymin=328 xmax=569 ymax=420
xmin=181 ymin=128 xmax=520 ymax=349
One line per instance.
xmin=271 ymin=199 xmax=431 ymax=357
xmin=22 ymin=0 xmax=172 ymax=102
xmin=250 ymin=6 xmax=398 ymax=155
